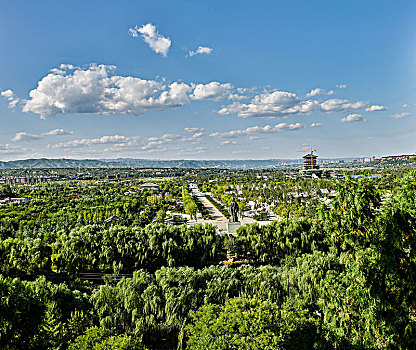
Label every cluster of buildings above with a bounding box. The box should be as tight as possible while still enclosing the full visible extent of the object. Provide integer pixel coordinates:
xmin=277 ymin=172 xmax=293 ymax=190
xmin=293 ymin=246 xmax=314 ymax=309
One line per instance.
xmin=124 ymin=182 xmax=160 ymax=195
xmin=0 ymin=176 xmax=50 ymax=185
xmin=379 ymin=154 xmax=415 ymax=164
xmin=0 ymin=197 xmax=29 ymax=206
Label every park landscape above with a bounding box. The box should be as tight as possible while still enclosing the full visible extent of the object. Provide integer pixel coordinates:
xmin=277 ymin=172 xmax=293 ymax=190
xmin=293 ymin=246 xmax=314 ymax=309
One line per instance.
xmin=1 ymin=0 xmax=416 ymax=348
xmin=1 ymin=164 xmax=416 ymax=349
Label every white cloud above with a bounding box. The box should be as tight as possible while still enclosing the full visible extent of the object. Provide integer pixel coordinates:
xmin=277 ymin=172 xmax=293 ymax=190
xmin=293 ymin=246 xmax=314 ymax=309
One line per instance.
xmin=220 ymin=140 xmax=238 ymax=145
xmin=11 ymin=132 xmax=41 ymax=142
xmin=1 ymin=89 xmax=14 ymax=98
xmin=189 ymin=46 xmax=213 ymax=57
xmin=309 ymin=122 xmax=322 ymax=128
xmin=8 ymin=99 xmax=20 ymax=108
xmin=365 ymin=105 xmax=387 ymax=112
xmin=305 ymin=88 xmax=334 ymax=97
xmin=49 ymin=135 xmax=140 ymax=149
xmin=42 ymin=129 xmax=73 ymax=136
xmin=12 ymin=129 xmax=73 ymax=142
xmin=190 ymin=82 xmax=235 ymax=101
xmin=0 ymin=143 xmax=25 ymax=155
xmin=218 ymin=90 xmax=320 ymax=118
xmin=1 ymin=89 xmax=20 ymax=108
xmin=210 ymin=122 xmax=304 ymax=138
xmin=147 ymin=133 xmax=181 ymax=143
xmin=191 ymin=132 xmax=205 ymax=138
xmin=177 ymin=147 xmax=208 ymax=155
xmin=402 ymin=104 xmax=409 ymax=108
xmin=232 ymin=150 xmax=252 ymax=154
xmin=391 ymin=112 xmax=410 ymax=119
xmin=321 ymin=99 xmax=367 ymax=113
xmin=60 ymin=64 xmax=76 ymax=70
xmin=8 ymin=63 xmax=377 ymax=122
xmin=218 ymin=89 xmax=368 ymax=118
xmin=22 ymin=64 xmax=192 ymax=117
xmin=44 ymin=129 xmax=207 ymax=155
xmin=129 ymin=23 xmax=171 ymax=56
xmin=142 ymin=131 xmax=205 ymax=151
xmin=336 ymin=84 xmax=347 ymax=89
xmin=341 ymin=113 xmax=366 ymax=123
xmin=49 ymin=68 xmax=66 ymax=74
xmin=184 ymin=127 xmax=204 ymax=133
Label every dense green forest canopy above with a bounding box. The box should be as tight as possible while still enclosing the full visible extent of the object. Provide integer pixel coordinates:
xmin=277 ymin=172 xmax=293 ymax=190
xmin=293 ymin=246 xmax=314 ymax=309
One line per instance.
xmin=0 ymin=169 xmax=415 ymax=349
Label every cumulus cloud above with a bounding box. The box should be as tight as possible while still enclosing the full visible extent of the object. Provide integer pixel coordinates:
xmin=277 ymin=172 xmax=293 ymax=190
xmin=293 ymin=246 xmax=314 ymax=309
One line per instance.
xmin=341 ymin=113 xmax=366 ymax=123
xmin=210 ymin=122 xmax=304 ymax=138
xmin=1 ymin=89 xmax=14 ymax=98
xmin=141 ymin=131 xmax=205 ymax=152
xmin=321 ymin=99 xmax=367 ymax=113
xmin=177 ymin=147 xmax=208 ymax=156
xmin=188 ymin=46 xmax=213 ymax=57
xmin=12 ymin=129 xmax=74 ymax=142
xmin=191 ymin=132 xmax=205 ymax=138
xmin=365 ymin=105 xmax=387 ymax=112
xmin=1 ymin=89 xmax=20 ymax=108
xmin=22 ymin=64 xmax=192 ymax=117
xmin=129 ymin=23 xmax=171 ymax=56
xmin=218 ymin=90 xmax=320 ymax=118
xmin=305 ymin=88 xmax=334 ymax=97
xmin=8 ymin=63 xmax=376 ymax=121
xmin=11 ymin=132 xmax=41 ymax=142
xmin=43 ymin=129 xmax=73 ymax=136
xmin=49 ymin=135 xmax=140 ymax=149
xmin=48 ymin=129 xmax=207 ymax=153
xmin=336 ymin=84 xmax=347 ymax=89
xmin=402 ymin=104 xmax=409 ymax=108
xmin=391 ymin=112 xmax=410 ymax=119
xmin=97 ymin=130 xmax=206 ymax=155
xmin=60 ymin=64 xmax=77 ymax=70
xmin=190 ymin=82 xmax=236 ymax=101
xmin=217 ymin=89 xmax=367 ymax=118
xmin=184 ymin=127 xmax=204 ymax=133
xmin=0 ymin=143 xmax=25 ymax=155
xmin=309 ymin=122 xmax=322 ymax=128
xmin=220 ymin=140 xmax=238 ymax=145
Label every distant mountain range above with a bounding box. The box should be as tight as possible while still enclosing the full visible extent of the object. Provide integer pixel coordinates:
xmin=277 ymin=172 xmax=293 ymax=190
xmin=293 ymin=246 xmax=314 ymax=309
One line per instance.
xmin=0 ymin=157 xmax=365 ymax=169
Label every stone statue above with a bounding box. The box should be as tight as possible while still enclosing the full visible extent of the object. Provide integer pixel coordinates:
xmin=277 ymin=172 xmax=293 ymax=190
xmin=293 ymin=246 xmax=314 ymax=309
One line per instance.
xmin=229 ymin=198 xmax=239 ymax=222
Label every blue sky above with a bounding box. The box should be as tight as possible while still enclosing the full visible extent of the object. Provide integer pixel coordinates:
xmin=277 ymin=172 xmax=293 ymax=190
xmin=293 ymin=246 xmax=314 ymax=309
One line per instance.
xmin=1 ymin=0 xmax=415 ymax=160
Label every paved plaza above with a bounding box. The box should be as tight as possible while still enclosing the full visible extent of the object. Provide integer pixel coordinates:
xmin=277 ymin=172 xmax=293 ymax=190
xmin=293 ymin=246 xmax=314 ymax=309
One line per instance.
xmin=187 ymin=191 xmax=278 ymax=233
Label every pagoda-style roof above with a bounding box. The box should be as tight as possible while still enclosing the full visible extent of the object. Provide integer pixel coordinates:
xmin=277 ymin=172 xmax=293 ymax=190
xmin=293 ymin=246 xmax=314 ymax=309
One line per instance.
xmin=303 ymin=154 xmax=318 ymax=159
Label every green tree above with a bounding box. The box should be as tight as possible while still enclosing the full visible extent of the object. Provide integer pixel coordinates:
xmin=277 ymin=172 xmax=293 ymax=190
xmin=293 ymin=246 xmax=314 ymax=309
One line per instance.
xmin=0 ymin=275 xmax=44 ymax=349
xmin=0 ymin=185 xmax=14 ymax=199
xmin=68 ymin=326 xmax=147 ymax=350
xmin=155 ymin=208 xmax=166 ymax=223
xmin=186 ymin=297 xmax=318 ymax=350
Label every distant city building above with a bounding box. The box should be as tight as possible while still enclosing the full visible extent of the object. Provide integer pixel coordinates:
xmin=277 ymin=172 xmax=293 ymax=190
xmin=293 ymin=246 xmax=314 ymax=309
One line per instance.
xmin=300 ymin=149 xmax=323 ymax=177
xmin=0 ymin=176 xmax=50 ymax=185
xmin=302 ymin=153 xmax=319 ymax=170
xmin=380 ymin=154 xmax=415 ymax=162
xmin=138 ymin=182 xmax=160 ymax=191
xmin=0 ymin=197 xmax=29 ymax=206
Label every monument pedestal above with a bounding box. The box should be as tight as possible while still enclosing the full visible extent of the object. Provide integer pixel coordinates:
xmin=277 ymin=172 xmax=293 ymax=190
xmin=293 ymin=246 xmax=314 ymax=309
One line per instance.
xmin=227 ymin=221 xmax=241 ymax=234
